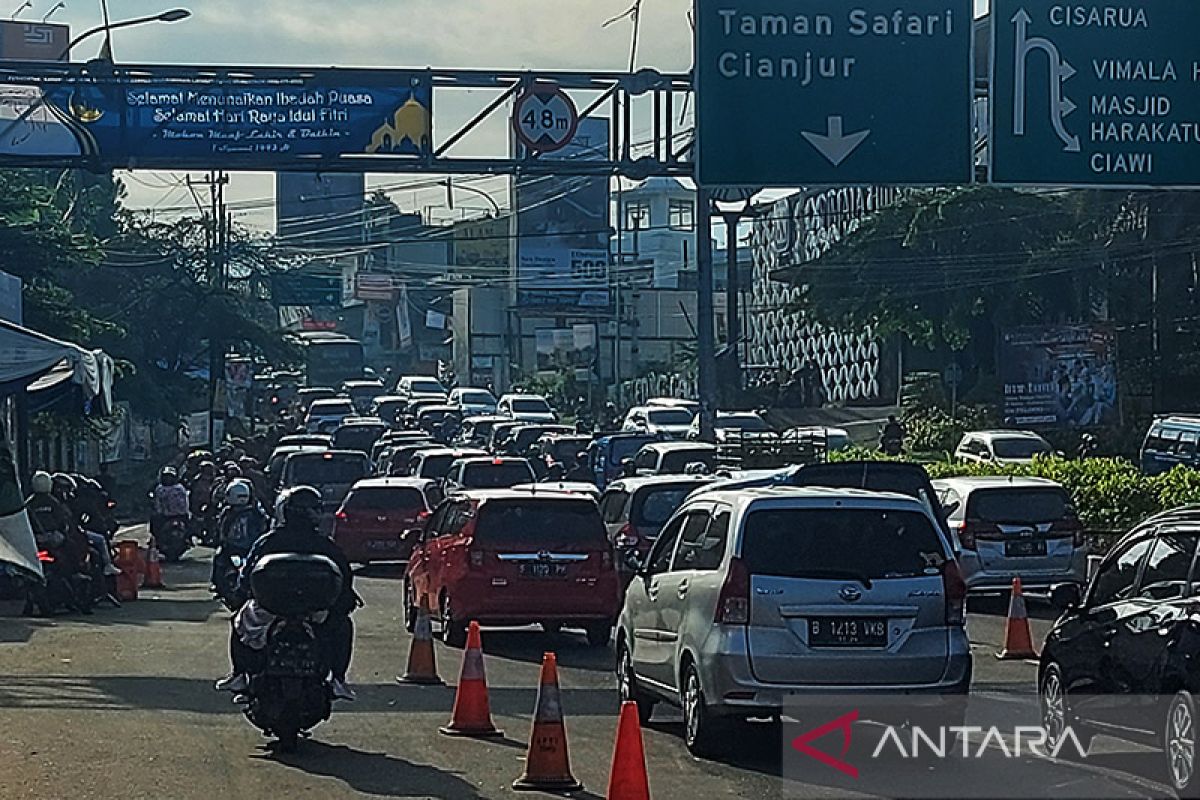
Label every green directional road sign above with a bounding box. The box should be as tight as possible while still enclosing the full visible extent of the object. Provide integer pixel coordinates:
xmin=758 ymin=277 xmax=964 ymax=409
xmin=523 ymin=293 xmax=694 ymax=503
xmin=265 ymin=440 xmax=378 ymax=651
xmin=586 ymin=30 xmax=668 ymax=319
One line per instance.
xmin=991 ymin=0 xmax=1200 ymax=187
xmin=695 ymin=0 xmax=974 ymax=187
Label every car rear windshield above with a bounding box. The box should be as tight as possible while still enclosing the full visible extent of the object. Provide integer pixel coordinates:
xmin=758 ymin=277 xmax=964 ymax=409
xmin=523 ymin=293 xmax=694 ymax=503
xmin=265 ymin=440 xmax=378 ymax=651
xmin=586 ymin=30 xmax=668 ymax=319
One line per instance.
xmin=607 ymin=437 xmax=652 ymax=465
xmin=475 ymin=500 xmax=606 ymax=547
xmin=991 ymin=437 xmax=1052 ymax=459
xmin=660 ymin=449 xmax=716 ymax=473
xmin=969 ymin=488 xmax=1068 ymax=524
xmin=462 ymin=462 xmax=533 ymax=488
xmin=334 ymin=426 xmax=386 ymax=449
xmin=459 ymin=390 xmax=494 ymax=404
xmin=344 ymin=487 xmax=426 ymax=511
xmin=513 ymin=398 xmax=551 ymax=413
xmin=418 ymin=454 xmax=456 ymax=478
xmin=647 ymin=408 xmax=693 ymax=425
xmin=742 ymin=508 xmax=947 ymax=580
xmin=289 ymin=455 xmax=368 ymax=485
xmin=410 ymin=379 xmax=444 ymax=394
xmin=545 ymin=437 xmax=590 ymax=462
xmin=633 ymin=486 xmax=694 ymax=527
xmin=311 ymin=400 xmax=354 ymax=415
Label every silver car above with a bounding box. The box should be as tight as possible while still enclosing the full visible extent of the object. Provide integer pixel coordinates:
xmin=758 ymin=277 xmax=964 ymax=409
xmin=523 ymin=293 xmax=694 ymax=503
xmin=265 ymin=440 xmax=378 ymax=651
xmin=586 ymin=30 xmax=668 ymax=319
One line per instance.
xmin=616 ymin=486 xmax=972 ymax=757
xmin=933 ymin=476 xmax=1087 ymax=592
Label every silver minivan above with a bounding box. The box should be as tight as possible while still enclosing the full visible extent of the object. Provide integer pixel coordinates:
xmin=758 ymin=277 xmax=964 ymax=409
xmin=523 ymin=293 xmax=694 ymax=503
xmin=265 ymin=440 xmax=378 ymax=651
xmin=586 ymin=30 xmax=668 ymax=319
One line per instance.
xmin=616 ymin=487 xmax=971 ymax=756
xmin=933 ymin=476 xmax=1087 ymax=592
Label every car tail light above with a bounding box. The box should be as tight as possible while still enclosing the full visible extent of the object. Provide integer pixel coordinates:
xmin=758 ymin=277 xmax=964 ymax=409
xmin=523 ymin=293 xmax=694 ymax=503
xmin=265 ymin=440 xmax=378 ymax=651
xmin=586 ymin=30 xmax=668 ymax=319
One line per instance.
xmin=614 ymin=523 xmax=638 ymax=549
xmin=1051 ymin=516 xmax=1085 ymax=547
xmin=715 ymin=557 xmax=750 ymax=625
xmin=956 ymin=520 xmax=1001 ymax=550
xmin=334 ymin=510 xmax=348 ymax=521
xmin=106 ymin=500 xmax=117 ymax=509
xmin=417 ymin=510 xmax=431 ymax=522
xmin=942 ymin=559 xmax=967 ymax=626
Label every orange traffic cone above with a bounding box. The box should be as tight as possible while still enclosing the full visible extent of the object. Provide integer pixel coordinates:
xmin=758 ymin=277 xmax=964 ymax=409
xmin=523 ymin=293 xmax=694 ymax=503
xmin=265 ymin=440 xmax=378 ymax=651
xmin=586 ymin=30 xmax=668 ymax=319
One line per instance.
xmin=606 ymin=701 xmax=650 ymax=800
xmin=996 ymin=577 xmax=1038 ymax=660
xmin=440 ymin=621 xmax=502 ymax=737
xmin=513 ymin=652 xmax=583 ymax=792
xmin=398 ymin=596 xmax=443 ymax=685
xmin=142 ymin=544 xmax=165 ymax=589
xmin=114 ymin=541 xmax=140 ymax=601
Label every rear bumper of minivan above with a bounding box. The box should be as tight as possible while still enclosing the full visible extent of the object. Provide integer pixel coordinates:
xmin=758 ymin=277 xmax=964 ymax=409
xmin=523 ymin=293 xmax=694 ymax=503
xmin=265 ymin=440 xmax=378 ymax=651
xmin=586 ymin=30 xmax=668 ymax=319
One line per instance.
xmin=700 ymin=628 xmax=973 ymax=719
xmin=960 ymin=549 xmax=1087 ymax=591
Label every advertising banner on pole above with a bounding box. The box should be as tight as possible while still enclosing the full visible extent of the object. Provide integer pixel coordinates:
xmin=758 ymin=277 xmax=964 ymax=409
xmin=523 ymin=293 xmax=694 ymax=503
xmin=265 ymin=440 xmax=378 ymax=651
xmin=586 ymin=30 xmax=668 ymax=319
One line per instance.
xmin=0 ymin=63 xmax=432 ymax=170
xmin=1000 ymin=325 xmax=1118 ymax=428
xmin=513 ymin=116 xmax=611 ymax=310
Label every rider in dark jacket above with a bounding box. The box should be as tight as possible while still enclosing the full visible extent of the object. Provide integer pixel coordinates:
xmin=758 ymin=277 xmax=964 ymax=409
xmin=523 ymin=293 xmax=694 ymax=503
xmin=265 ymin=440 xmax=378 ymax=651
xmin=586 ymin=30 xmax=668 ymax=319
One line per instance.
xmin=216 ymin=486 xmax=357 ymax=700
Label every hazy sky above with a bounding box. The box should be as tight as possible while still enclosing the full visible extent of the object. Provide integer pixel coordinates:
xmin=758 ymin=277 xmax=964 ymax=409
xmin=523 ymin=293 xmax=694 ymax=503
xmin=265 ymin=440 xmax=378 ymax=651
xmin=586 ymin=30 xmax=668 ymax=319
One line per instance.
xmin=36 ymin=0 xmax=696 ymax=229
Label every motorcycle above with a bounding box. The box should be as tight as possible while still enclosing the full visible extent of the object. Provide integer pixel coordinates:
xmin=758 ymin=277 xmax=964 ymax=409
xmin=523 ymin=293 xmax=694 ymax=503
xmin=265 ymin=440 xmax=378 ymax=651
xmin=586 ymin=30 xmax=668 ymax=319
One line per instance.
xmin=241 ymin=552 xmax=344 ymax=752
xmin=214 ymin=553 xmax=246 ymax=611
xmin=157 ymin=516 xmax=192 ymax=562
xmin=24 ymin=549 xmax=93 ymax=616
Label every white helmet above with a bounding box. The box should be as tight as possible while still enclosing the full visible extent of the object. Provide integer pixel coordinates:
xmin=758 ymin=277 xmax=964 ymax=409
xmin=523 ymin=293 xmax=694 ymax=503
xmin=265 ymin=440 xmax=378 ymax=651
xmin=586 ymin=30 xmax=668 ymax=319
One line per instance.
xmin=224 ymin=478 xmax=252 ymax=507
xmin=30 ymin=471 xmax=52 ymax=494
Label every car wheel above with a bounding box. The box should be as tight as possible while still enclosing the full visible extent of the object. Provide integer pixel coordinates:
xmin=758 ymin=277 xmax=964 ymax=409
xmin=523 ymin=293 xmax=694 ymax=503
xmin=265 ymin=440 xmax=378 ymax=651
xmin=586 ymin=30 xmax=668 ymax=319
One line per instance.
xmin=1165 ymin=690 xmax=1198 ymax=797
xmin=440 ymin=594 xmax=467 ymax=648
xmin=617 ymin=643 xmax=655 ymax=725
xmin=585 ymin=621 xmax=613 ymax=648
xmin=682 ymin=663 xmax=727 ymax=758
xmin=403 ymin=580 xmax=416 ymax=634
xmin=1040 ymin=662 xmax=1093 ymax=759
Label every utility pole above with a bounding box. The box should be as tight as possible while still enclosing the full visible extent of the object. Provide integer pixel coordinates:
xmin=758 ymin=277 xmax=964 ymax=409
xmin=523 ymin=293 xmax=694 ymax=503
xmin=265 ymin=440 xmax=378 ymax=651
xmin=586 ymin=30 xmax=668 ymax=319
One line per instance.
xmin=204 ymin=170 xmax=230 ymax=450
xmin=696 ymin=189 xmax=717 ymax=442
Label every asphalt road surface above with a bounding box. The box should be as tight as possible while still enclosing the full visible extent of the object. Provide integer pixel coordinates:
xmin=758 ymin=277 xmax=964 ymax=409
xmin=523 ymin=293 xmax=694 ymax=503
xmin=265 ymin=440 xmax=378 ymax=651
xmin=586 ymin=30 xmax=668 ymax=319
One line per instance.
xmin=0 ymin=528 xmax=1180 ymax=799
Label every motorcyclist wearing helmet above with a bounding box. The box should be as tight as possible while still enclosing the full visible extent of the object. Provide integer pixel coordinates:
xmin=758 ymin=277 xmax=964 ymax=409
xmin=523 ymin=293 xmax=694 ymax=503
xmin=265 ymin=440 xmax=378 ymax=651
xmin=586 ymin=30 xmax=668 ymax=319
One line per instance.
xmin=25 ymin=471 xmax=91 ymax=614
xmin=151 ymin=466 xmax=190 ymax=541
xmin=209 ymin=461 xmax=243 ymax=514
xmin=210 ymin=478 xmax=268 ymax=594
xmin=216 ymin=486 xmax=357 ymax=701
xmin=55 ymin=473 xmax=122 ymax=585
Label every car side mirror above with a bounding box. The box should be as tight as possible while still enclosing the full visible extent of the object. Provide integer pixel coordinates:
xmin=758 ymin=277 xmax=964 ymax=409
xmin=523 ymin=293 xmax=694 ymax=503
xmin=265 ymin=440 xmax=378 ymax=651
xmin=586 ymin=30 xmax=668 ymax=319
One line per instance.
xmin=1051 ymin=583 xmax=1082 ymax=611
xmin=622 ymin=549 xmax=644 ymax=574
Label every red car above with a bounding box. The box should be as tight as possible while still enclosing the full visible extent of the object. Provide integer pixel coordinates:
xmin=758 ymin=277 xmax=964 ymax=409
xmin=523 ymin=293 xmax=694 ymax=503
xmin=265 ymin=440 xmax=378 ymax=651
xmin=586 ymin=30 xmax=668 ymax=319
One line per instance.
xmin=404 ymin=489 xmax=619 ymax=647
xmin=332 ymin=478 xmax=436 ymax=564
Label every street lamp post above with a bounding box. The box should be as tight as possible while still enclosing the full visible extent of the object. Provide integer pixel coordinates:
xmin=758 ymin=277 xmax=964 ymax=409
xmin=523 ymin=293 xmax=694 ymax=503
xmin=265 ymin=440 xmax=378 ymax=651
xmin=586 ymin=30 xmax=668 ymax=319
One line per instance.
xmin=64 ymin=8 xmax=190 ymax=60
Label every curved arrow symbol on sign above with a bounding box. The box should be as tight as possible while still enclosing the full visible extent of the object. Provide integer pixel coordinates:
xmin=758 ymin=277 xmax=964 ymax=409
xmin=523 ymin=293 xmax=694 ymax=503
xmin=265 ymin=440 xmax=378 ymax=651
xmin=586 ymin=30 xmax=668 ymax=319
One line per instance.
xmin=801 ymin=116 xmax=871 ymax=167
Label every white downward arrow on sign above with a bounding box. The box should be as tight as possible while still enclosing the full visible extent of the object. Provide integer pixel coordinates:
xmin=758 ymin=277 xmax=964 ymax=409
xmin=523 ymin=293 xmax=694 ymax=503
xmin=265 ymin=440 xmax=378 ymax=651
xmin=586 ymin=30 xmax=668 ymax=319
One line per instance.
xmin=801 ymin=116 xmax=871 ymax=166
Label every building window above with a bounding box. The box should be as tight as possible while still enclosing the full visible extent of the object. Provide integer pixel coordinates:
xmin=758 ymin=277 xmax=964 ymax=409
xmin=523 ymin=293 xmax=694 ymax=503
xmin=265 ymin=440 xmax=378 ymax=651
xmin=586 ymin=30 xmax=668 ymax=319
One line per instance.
xmin=668 ymin=199 xmax=694 ymax=231
xmin=625 ymin=200 xmax=651 ymax=231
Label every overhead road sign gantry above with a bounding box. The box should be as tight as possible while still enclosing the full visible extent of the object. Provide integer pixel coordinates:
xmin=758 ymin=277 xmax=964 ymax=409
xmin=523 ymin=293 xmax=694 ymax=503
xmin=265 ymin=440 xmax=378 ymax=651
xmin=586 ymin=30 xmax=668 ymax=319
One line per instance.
xmin=695 ymin=0 xmax=975 ymax=187
xmin=990 ymin=0 xmax=1200 ymax=188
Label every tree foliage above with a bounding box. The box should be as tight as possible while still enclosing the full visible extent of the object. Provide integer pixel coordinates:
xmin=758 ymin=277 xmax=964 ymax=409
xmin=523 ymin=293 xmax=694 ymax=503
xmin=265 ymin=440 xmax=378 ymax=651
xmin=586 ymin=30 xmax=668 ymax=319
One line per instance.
xmin=784 ymin=186 xmax=1137 ymax=349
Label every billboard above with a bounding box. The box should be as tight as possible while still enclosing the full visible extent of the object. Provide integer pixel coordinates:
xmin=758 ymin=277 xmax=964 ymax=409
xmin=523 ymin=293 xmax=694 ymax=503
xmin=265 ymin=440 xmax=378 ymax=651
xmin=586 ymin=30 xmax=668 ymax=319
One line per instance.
xmin=452 ymin=216 xmax=508 ymax=277
xmin=276 ymin=172 xmax=365 ymax=246
xmin=514 ymin=116 xmax=610 ymax=310
xmin=1000 ymin=325 xmax=1118 ymax=428
xmin=0 ymin=63 xmax=432 ymax=170
xmin=270 ymin=272 xmax=341 ymax=307
xmin=0 ymin=21 xmax=68 ymax=62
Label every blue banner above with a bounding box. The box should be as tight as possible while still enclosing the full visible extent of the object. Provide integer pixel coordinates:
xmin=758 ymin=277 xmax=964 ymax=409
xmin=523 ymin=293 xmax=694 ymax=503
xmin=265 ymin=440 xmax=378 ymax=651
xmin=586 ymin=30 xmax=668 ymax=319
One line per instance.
xmin=0 ymin=64 xmax=432 ymax=169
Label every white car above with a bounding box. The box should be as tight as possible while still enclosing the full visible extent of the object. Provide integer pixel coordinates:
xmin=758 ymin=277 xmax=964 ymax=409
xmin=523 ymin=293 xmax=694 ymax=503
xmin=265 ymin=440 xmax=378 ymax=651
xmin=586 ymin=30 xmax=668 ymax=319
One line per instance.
xmin=395 ymin=375 xmax=447 ymax=401
xmin=304 ymin=398 xmax=356 ymax=433
xmin=954 ymin=430 xmax=1053 ymax=465
xmin=645 ymin=397 xmax=701 ymax=417
xmin=496 ymin=393 xmax=558 ymax=423
xmin=621 ymin=405 xmax=695 ymax=439
xmin=448 ymin=386 xmax=498 ymax=416
xmin=687 ymin=411 xmax=773 ymax=443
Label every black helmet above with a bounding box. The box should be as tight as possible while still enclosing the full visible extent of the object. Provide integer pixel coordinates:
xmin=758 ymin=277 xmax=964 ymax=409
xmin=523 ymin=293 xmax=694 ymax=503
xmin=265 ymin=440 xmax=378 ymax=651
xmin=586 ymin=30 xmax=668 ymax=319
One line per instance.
xmin=159 ymin=466 xmax=179 ymax=486
xmin=276 ymin=485 xmax=323 ymax=529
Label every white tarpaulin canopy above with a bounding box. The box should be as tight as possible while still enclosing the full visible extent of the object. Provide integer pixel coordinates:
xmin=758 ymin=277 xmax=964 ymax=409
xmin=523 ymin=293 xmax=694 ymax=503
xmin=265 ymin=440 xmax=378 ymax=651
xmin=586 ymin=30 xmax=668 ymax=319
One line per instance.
xmin=0 ymin=317 xmax=113 ymax=411
xmin=0 ymin=318 xmax=115 ymax=582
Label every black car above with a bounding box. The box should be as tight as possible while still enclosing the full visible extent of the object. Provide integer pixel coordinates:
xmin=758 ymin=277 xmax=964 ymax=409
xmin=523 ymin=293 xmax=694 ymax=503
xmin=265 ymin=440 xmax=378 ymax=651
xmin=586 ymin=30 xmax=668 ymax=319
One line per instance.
xmin=1039 ymin=506 xmax=1200 ymax=796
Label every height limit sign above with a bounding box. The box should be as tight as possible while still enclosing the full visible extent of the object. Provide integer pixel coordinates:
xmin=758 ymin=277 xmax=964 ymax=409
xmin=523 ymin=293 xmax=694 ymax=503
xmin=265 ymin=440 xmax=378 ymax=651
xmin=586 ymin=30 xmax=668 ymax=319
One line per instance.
xmin=695 ymin=0 xmax=974 ymax=186
xmin=513 ymin=83 xmax=580 ymax=154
